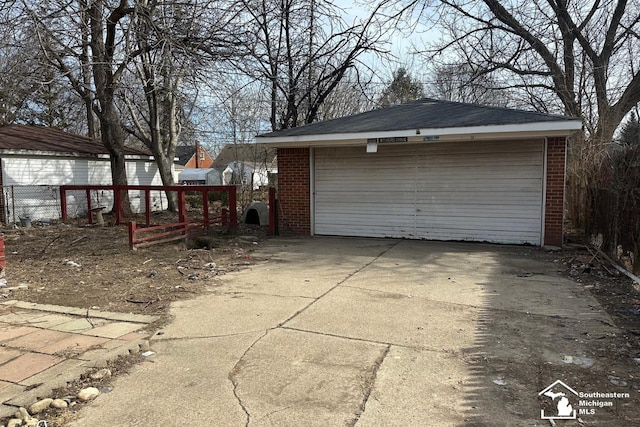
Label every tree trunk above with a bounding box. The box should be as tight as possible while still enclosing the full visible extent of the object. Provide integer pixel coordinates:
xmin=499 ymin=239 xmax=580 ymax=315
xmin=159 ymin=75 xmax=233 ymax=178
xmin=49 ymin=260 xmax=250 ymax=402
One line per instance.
xmin=151 ymin=149 xmax=178 ymax=211
xmin=89 ymin=0 xmax=131 ymax=218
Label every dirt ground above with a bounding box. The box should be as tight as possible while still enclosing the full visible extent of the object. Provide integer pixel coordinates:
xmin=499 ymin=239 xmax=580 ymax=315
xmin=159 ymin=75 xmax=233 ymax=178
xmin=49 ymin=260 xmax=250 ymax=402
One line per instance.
xmin=1 ymin=219 xmax=267 ymax=323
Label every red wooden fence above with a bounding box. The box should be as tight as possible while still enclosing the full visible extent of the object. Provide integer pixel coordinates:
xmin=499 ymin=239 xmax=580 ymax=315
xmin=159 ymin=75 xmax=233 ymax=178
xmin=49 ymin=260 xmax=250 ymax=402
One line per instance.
xmin=128 ymin=213 xmax=226 ymax=249
xmin=59 ymin=184 xmax=237 ymax=228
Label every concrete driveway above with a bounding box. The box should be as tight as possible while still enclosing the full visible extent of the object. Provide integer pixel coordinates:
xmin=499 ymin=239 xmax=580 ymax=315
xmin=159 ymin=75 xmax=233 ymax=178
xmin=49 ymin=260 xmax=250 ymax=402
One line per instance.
xmin=70 ymin=237 xmax=622 ymax=426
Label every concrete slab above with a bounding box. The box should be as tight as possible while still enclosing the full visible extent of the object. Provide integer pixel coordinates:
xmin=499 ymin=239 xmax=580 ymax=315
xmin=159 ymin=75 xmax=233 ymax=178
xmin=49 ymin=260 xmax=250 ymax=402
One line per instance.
xmin=0 ymin=382 xmax=26 ymax=404
xmin=38 ymin=334 xmax=109 ymax=356
xmin=4 ymin=329 xmax=73 ymax=352
xmin=2 ymin=301 xmax=87 ymax=317
xmin=232 ymin=328 xmax=388 ymax=426
xmin=69 ymin=333 xmax=263 ymax=427
xmin=18 ymin=359 xmax=88 ymax=387
xmin=51 ymin=318 xmax=108 ymax=333
xmin=0 ymin=310 xmax=49 ymax=325
xmin=60 ymin=238 xmax=638 ymax=426
xmin=220 ymin=238 xmax=397 ymax=298
xmin=4 ymin=301 xmax=159 ymax=324
xmin=157 ymin=292 xmax=312 ymax=339
xmin=0 ymin=324 xmax=39 ymax=342
xmin=80 ymin=322 xmax=145 ymax=339
xmin=285 ymin=285 xmax=479 ymax=351
xmin=356 ymin=346 xmax=471 ymax=426
xmin=0 ymin=348 xmax=21 ymax=365
xmin=17 ymin=313 xmax=73 ymax=328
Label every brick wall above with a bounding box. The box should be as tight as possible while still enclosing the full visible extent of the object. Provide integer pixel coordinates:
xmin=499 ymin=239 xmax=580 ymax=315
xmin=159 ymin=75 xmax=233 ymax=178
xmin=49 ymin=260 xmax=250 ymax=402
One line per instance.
xmin=276 ymin=147 xmax=311 ymax=234
xmin=544 ymin=137 xmax=566 ymax=247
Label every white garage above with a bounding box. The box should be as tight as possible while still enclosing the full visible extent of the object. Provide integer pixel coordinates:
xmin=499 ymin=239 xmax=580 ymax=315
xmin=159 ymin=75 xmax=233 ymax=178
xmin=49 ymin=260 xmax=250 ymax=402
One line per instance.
xmin=258 ymin=99 xmax=583 ymax=247
xmin=314 ymin=140 xmax=544 ymax=244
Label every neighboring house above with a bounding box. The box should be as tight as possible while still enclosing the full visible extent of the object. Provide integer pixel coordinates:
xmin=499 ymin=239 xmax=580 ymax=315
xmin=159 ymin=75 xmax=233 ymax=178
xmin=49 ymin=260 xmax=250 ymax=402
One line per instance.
xmin=256 ymin=98 xmax=583 ymax=247
xmin=212 ymin=143 xmax=277 ymax=190
xmin=173 ymin=144 xmax=215 ymax=180
xmin=0 ymin=124 xmax=168 ymax=222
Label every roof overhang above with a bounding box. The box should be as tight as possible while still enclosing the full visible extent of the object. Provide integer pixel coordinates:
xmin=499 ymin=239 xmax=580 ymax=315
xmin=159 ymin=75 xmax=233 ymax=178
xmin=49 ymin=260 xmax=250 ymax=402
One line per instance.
xmin=257 ymin=120 xmax=583 ymax=147
xmin=0 ymin=150 xmax=154 ymax=160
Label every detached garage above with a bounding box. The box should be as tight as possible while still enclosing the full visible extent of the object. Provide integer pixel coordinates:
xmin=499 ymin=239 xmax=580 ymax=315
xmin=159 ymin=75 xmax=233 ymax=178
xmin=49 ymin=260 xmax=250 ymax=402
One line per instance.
xmin=257 ymin=99 xmax=582 ymax=247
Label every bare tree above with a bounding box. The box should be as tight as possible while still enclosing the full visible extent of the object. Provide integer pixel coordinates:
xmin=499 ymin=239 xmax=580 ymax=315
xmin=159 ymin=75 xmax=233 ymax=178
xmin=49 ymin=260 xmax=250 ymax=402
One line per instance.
xmin=121 ymin=0 xmax=237 ymax=210
xmin=314 ymin=68 xmax=375 ymax=120
xmin=232 ymin=0 xmax=395 ymax=130
xmin=409 ymin=0 xmax=640 ymax=144
xmin=6 ymin=0 xmax=137 ymax=213
xmin=430 ymin=62 xmax=509 ymax=107
xmin=0 ymin=18 xmax=87 ymax=130
xmin=5 ymin=0 xmax=241 ymax=214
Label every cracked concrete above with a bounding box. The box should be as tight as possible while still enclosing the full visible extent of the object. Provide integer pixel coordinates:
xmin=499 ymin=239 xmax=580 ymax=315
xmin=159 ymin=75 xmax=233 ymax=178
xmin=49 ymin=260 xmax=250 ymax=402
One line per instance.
xmin=69 ymin=237 xmax=624 ymax=426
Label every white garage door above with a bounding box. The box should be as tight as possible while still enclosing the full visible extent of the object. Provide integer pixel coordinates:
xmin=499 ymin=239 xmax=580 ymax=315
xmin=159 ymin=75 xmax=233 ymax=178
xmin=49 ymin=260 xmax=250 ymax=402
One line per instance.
xmin=313 ymin=140 xmax=544 ymax=244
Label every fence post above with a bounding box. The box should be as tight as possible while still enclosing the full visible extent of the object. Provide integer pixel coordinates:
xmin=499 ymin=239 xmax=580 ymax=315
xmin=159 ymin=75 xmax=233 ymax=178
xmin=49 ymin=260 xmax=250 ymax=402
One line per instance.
xmin=145 ymin=189 xmax=151 ymax=226
xmin=60 ymin=187 xmax=67 ymax=221
xmin=202 ymin=190 xmax=209 ymax=229
xmin=178 ymin=190 xmax=186 ymax=223
xmin=0 ymin=234 xmax=5 ymax=277
xmin=228 ymin=186 xmax=237 ymax=231
xmin=86 ymin=189 xmax=93 ymax=224
xmin=268 ymin=187 xmax=276 ymax=236
xmin=128 ymin=221 xmax=136 ymax=250
xmin=11 ymin=186 xmax=15 ymax=225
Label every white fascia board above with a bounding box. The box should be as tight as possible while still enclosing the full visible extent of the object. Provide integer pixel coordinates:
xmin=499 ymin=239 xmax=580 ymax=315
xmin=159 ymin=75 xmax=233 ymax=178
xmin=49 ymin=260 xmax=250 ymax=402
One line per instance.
xmin=0 ymin=150 xmax=88 ymax=157
xmin=0 ymin=150 xmax=153 ymax=161
xmin=257 ymin=120 xmax=583 ymax=147
xmin=119 ymin=154 xmax=155 ymax=161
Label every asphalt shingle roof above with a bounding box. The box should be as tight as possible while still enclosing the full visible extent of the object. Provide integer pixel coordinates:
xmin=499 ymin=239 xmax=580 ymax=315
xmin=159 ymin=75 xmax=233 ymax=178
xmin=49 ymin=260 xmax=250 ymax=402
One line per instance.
xmin=0 ymin=124 xmax=151 ymax=156
xmin=212 ymin=143 xmax=277 ymax=169
xmin=258 ymin=98 xmax=580 ymax=138
xmin=174 ymin=145 xmax=196 ymax=165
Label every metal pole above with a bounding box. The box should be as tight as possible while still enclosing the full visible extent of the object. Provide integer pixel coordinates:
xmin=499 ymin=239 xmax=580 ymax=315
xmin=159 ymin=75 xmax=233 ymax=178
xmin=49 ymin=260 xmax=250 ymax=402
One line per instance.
xmin=11 ymin=186 xmax=15 ymax=224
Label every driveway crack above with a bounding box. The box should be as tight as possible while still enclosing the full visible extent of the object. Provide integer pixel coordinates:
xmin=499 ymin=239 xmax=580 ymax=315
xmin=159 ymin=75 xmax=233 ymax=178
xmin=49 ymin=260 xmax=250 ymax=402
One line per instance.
xmin=279 ymin=241 xmax=401 ymax=327
xmin=228 ymin=329 xmax=270 ymax=427
xmin=350 ymin=344 xmax=391 ymax=426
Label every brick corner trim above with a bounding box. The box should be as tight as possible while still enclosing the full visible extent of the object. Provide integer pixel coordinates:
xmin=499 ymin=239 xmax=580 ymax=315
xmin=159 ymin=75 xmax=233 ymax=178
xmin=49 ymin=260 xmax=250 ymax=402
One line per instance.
xmin=544 ymin=137 xmax=567 ymax=247
xmin=276 ymin=147 xmax=311 ymax=235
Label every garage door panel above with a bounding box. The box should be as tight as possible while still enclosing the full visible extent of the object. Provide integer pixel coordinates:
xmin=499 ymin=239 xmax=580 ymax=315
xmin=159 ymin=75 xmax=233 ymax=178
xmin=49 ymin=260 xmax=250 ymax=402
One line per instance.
xmin=415 ymin=206 xmax=542 ymax=218
xmin=415 ymin=216 xmax=542 ymax=230
xmin=416 ymin=191 xmax=541 ymax=201
xmin=314 ymin=141 xmax=544 ymax=244
xmin=415 ymin=228 xmax=541 ymax=243
xmin=316 ymin=193 xmax=416 ymax=204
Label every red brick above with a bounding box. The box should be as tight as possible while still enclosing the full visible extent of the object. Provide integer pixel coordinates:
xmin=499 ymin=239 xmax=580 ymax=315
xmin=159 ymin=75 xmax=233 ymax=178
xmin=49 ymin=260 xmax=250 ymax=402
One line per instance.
xmin=277 ymin=147 xmax=311 ymax=235
xmin=544 ymin=137 xmax=566 ymax=247
xmin=0 ymin=353 xmax=63 ymax=383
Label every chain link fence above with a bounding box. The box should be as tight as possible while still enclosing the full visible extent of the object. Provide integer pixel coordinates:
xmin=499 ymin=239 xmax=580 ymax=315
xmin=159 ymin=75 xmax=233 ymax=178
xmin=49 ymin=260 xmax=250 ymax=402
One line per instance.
xmin=1 ymin=185 xmax=63 ymax=224
xmin=1 ymin=185 xmax=171 ymax=225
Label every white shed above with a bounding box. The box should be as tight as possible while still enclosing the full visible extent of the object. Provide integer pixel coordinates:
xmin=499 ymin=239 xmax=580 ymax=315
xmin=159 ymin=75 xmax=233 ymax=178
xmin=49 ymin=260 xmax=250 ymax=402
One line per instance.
xmin=0 ymin=125 xmax=169 ymax=222
xmin=178 ymin=168 xmax=222 ymax=185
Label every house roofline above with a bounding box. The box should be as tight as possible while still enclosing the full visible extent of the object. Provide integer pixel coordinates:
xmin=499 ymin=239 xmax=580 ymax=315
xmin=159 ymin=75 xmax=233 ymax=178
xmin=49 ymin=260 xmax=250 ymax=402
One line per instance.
xmin=0 ymin=149 xmax=154 ymax=160
xmin=257 ymin=120 xmax=583 ymax=147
